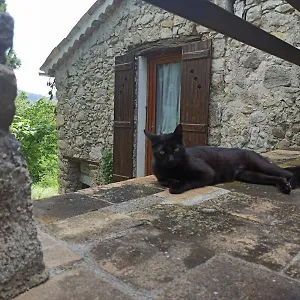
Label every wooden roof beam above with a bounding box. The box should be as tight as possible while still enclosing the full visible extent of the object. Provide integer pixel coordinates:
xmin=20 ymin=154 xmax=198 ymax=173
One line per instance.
xmin=285 ymin=0 xmax=300 ymax=13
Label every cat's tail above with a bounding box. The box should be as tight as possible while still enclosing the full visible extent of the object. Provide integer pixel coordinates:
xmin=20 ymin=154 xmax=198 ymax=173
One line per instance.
xmin=284 ymin=166 xmax=300 ymax=188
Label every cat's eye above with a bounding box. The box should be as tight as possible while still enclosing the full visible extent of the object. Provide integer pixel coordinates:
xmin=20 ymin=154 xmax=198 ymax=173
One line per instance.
xmin=159 ymin=151 xmax=165 ymax=155
xmin=174 ymin=148 xmax=179 ymax=152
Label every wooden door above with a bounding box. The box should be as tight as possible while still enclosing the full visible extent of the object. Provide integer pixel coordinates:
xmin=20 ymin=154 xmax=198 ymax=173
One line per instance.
xmin=180 ymin=40 xmax=212 ymax=147
xmin=145 ymin=52 xmax=182 ymax=175
xmin=144 ymin=40 xmax=212 ymax=176
xmin=112 ymin=54 xmax=135 ymax=182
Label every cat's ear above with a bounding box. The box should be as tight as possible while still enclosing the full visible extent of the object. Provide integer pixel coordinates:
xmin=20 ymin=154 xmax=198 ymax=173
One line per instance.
xmin=173 ymin=124 xmax=183 ymax=138
xmin=144 ymin=130 xmax=159 ymax=144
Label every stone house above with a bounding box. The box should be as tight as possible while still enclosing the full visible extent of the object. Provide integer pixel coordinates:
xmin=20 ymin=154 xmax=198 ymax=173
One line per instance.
xmin=40 ymin=0 xmax=300 ymax=193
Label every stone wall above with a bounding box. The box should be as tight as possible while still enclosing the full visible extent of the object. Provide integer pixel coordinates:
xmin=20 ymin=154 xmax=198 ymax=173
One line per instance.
xmin=54 ymin=0 xmax=300 ymax=193
xmin=0 ymin=13 xmax=48 ymax=299
xmin=214 ymin=0 xmax=300 ymax=151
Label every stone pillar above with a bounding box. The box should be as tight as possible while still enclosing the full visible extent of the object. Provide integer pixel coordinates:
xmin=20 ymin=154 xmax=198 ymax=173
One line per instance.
xmin=0 ymin=13 xmax=49 ymax=299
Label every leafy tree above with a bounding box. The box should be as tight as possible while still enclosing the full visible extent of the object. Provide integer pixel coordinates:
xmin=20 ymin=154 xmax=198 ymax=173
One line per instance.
xmin=0 ymin=0 xmax=21 ymax=69
xmin=11 ymin=93 xmax=58 ymax=183
xmin=6 ymin=47 xmax=21 ymax=69
xmin=0 ymin=0 xmax=6 ymax=11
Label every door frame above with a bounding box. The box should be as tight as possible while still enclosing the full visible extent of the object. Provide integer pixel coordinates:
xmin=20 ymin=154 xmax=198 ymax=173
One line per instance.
xmin=145 ymin=51 xmax=182 ymax=175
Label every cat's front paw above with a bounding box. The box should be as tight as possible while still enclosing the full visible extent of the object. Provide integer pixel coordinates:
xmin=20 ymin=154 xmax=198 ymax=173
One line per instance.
xmin=289 ymin=176 xmax=298 ymax=189
xmin=169 ymin=179 xmax=185 ymax=194
xmin=277 ymin=178 xmax=292 ymax=194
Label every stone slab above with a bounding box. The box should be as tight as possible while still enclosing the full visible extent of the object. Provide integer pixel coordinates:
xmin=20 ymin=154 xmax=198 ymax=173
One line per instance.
xmin=155 ymin=254 xmax=300 ymax=300
xmin=284 ymin=252 xmax=300 ymax=280
xmin=43 ymin=243 xmax=82 ymax=269
xmin=90 ymin=183 xmax=164 ymax=203
xmin=13 ymin=268 xmax=132 ymax=300
xmin=157 ymin=186 xmax=229 ymax=205
xmin=43 ymin=210 xmax=144 ymax=242
xmin=218 ymin=181 xmax=300 ymax=206
xmin=90 ymin=226 xmax=215 ymax=290
xmin=123 ymin=175 xmax=158 ymax=186
xmin=201 ymin=191 xmax=300 ymax=228
xmin=141 ymin=200 xmax=300 ymax=272
xmin=102 ymin=194 xmax=163 ymax=214
xmin=201 ymin=219 xmax=300 ymax=272
xmin=78 ymin=175 xmax=158 ymax=195
xmin=33 ymin=193 xmax=111 ymax=223
xmin=37 ymin=229 xmax=56 ymax=248
xmin=38 ymin=231 xmax=81 ymax=269
xmin=262 ymin=150 xmax=300 ymax=164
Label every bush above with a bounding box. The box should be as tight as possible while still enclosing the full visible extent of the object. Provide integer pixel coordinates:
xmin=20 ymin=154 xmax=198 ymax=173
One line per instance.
xmin=102 ymin=147 xmax=113 ymax=184
xmin=10 ymin=92 xmax=58 ymax=184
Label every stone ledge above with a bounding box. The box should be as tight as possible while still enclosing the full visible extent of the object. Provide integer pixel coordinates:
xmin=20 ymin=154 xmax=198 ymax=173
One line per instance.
xmin=13 ymin=268 xmax=132 ymax=300
xmin=155 ymin=254 xmax=300 ymax=300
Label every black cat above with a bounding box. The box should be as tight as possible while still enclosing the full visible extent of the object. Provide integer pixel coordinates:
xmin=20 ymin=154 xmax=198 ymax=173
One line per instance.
xmin=144 ymin=124 xmax=300 ymax=194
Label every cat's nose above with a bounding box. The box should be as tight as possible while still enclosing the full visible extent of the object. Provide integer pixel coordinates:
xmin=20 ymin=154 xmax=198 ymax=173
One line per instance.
xmin=169 ymin=154 xmax=174 ymax=161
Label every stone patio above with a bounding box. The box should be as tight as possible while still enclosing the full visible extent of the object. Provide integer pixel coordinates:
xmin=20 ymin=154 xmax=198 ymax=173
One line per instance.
xmin=14 ymin=150 xmax=300 ymax=300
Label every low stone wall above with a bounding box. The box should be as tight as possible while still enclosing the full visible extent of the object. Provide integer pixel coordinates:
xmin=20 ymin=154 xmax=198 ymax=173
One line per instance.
xmin=0 ymin=12 xmax=48 ymax=299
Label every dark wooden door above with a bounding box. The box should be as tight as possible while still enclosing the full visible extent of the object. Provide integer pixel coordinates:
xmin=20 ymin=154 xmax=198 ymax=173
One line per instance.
xmin=112 ymin=54 xmax=134 ymax=182
xmin=180 ymin=40 xmax=212 ymax=147
xmin=146 ymin=52 xmax=182 ymax=175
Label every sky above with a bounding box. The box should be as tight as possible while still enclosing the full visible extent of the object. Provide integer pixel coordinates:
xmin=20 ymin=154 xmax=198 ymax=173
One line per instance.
xmin=6 ymin=0 xmax=96 ymax=96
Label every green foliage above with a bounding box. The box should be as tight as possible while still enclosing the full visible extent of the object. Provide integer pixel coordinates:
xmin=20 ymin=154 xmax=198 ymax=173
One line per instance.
xmin=10 ymin=93 xmax=58 ymax=184
xmin=31 ymin=185 xmax=58 ymax=200
xmin=0 ymin=0 xmax=7 ymax=12
xmin=6 ymin=48 xmax=21 ymax=69
xmin=0 ymin=0 xmax=21 ymax=69
xmin=102 ymin=147 xmax=113 ymax=184
xmin=31 ymin=173 xmax=58 ymax=200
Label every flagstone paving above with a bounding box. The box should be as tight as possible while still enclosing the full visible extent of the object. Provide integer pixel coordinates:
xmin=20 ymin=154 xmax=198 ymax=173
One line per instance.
xmin=14 ymin=150 xmax=300 ymax=300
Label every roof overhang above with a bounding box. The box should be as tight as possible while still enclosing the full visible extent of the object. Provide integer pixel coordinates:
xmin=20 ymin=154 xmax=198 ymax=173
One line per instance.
xmin=39 ymin=0 xmax=122 ymax=76
xmin=41 ymin=0 xmax=300 ymax=77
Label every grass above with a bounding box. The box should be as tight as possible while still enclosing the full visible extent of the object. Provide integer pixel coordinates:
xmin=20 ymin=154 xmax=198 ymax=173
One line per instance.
xmin=31 ymin=172 xmax=59 ymax=200
xmin=32 ymin=184 xmax=58 ymax=200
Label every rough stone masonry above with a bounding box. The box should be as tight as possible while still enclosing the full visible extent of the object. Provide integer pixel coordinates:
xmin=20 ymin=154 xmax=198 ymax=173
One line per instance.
xmin=53 ymin=0 xmax=300 ymax=193
xmin=0 ymin=12 xmax=49 ymax=300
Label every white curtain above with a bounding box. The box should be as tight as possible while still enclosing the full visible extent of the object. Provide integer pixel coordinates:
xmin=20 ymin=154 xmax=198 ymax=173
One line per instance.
xmin=156 ymin=62 xmax=181 ymax=134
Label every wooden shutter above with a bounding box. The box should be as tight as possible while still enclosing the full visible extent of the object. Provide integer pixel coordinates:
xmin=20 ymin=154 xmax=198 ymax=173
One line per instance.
xmin=180 ymin=40 xmax=212 ymax=147
xmin=112 ymin=54 xmax=135 ymax=182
